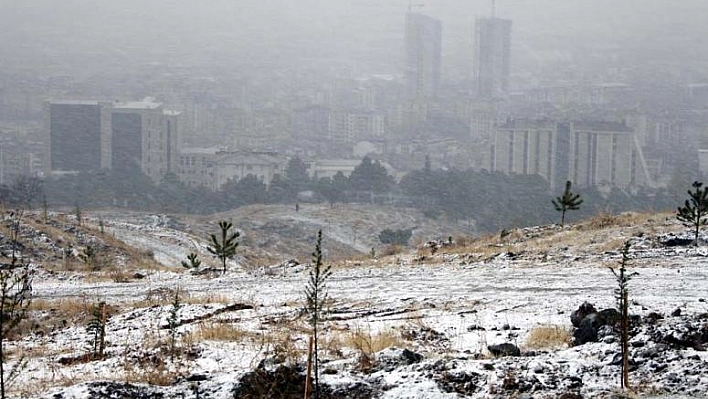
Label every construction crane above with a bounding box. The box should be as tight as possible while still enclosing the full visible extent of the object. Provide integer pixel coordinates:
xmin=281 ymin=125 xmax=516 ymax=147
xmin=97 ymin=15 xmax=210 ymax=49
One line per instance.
xmin=407 ymin=0 xmax=425 ymax=13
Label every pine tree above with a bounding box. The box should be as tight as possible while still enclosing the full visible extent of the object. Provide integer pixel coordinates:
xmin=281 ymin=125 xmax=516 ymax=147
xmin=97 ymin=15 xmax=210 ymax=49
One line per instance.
xmin=552 ymin=180 xmax=583 ymax=226
xmin=167 ymin=289 xmax=181 ymax=360
xmin=0 ymin=211 xmax=32 ymax=399
xmin=208 ymin=221 xmax=239 ymax=274
xmin=284 ymin=156 xmax=311 ymax=195
xmin=676 ymin=181 xmax=708 ymax=245
xmin=41 ymin=195 xmax=48 ymax=224
xmin=304 ymin=230 xmax=332 ymax=399
xmin=608 ymin=241 xmax=638 ymax=390
xmin=74 ymin=204 xmax=83 ymax=226
xmin=74 ymin=203 xmax=82 ymax=226
xmin=79 ymin=244 xmax=98 ymax=270
xmin=181 ymin=253 xmax=202 ymax=270
xmin=86 ymin=301 xmax=107 ymax=359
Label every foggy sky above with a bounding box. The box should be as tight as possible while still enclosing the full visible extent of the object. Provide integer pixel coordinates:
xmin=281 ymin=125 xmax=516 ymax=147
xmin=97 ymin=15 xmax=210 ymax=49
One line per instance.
xmin=1 ymin=0 xmax=707 ymax=79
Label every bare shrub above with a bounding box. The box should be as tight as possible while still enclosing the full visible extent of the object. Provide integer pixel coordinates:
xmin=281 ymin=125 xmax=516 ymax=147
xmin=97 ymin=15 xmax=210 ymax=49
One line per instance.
xmin=344 ymin=325 xmax=404 ymax=361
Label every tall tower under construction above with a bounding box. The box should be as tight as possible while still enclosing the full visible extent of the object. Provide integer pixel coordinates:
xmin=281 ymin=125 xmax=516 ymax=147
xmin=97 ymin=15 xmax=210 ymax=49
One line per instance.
xmin=405 ymin=12 xmax=442 ymax=100
xmin=474 ymin=16 xmax=512 ymax=99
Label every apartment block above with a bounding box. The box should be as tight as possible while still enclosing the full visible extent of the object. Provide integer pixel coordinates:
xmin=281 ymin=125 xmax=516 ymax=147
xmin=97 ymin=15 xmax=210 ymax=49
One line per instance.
xmin=328 ymin=111 xmax=385 ymax=144
xmin=493 ymin=119 xmax=652 ymax=189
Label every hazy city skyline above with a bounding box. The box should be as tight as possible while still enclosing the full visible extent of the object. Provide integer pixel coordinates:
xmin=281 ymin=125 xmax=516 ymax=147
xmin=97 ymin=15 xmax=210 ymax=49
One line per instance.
xmin=2 ymin=0 xmax=707 ymax=80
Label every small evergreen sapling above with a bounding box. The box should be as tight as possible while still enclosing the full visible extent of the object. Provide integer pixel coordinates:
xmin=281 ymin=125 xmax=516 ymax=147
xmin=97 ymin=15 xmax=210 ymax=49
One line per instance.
xmin=74 ymin=204 xmax=82 ymax=226
xmin=41 ymin=195 xmax=48 ymax=224
xmin=79 ymin=244 xmax=98 ymax=270
xmin=207 ymin=221 xmax=239 ymax=274
xmin=86 ymin=301 xmax=107 ymax=359
xmin=608 ymin=241 xmax=638 ymax=390
xmin=0 ymin=211 xmax=32 ymax=399
xmin=304 ymin=230 xmax=332 ymax=399
xmin=181 ymin=253 xmax=202 ymax=270
xmin=167 ymin=289 xmax=181 ymax=360
xmin=552 ymin=180 xmax=583 ymax=227
xmin=676 ymin=181 xmax=708 ymax=245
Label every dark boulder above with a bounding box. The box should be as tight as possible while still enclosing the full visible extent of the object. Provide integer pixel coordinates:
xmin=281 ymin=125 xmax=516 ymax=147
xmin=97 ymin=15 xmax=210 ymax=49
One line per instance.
xmin=232 ymin=365 xmax=378 ymax=399
xmin=375 ymin=347 xmax=424 ymax=372
xmin=87 ymin=382 xmax=164 ymax=399
xmin=598 ymin=308 xmax=620 ymax=326
xmin=570 ymin=302 xmax=597 ymax=328
xmin=573 ymin=306 xmax=623 ymax=345
xmin=573 ymin=310 xmax=619 ymax=345
xmin=663 ymin=333 xmax=706 ymax=351
xmin=646 ymin=312 xmax=664 ymax=324
xmin=574 ymin=314 xmax=600 ymax=345
xmin=488 ymin=343 xmax=521 ymax=357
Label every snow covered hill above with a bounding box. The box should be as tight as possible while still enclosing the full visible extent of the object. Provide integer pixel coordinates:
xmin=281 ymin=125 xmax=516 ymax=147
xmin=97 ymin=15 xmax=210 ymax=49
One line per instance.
xmin=2 ymin=208 xmax=707 ymax=398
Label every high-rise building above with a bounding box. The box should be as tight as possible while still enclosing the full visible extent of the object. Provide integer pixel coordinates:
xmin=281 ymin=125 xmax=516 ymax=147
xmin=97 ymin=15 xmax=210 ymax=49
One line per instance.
xmin=111 ymin=98 xmax=182 ymax=181
xmin=44 ymin=101 xmax=112 ymax=174
xmin=474 ymin=17 xmax=512 ymax=99
xmin=405 ymin=12 xmax=442 ymax=99
xmin=44 ymin=98 xmax=182 ymax=181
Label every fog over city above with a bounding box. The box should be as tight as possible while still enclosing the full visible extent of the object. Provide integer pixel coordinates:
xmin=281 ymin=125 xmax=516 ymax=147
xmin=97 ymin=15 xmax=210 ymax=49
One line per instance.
xmin=4 ymin=3 xmax=708 ymax=399
xmin=2 ymin=0 xmax=707 ymax=75
xmin=2 ymin=0 xmax=708 ymax=227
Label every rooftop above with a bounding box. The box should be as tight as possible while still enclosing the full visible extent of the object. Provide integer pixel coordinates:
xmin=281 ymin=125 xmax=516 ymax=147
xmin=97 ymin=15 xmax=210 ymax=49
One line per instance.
xmin=114 ymin=97 xmax=163 ymax=110
xmin=49 ymin=100 xmax=100 ymax=106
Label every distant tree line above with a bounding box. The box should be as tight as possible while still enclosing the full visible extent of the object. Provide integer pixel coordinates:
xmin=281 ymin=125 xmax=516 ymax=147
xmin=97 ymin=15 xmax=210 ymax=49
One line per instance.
xmin=0 ymin=155 xmax=685 ymax=234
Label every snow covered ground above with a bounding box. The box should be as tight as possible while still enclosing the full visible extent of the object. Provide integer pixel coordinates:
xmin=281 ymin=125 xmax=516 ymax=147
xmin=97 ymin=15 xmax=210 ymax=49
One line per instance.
xmin=4 ymin=210 xmax=708 ymax=398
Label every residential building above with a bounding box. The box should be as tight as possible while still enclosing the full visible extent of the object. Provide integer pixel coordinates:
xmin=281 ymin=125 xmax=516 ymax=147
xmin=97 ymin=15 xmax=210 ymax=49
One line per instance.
xmin=111 ymin=98 xmax=182 ymax=181
xmin=328 ymin=111 xmax=385 ymax=144
xmin=306 ymin=159 xmax=362 ymax=180
xmin=306 ymin=158 xmax=397 ymax=180
xmin=176 ymin=148 xmax=282 ymax=190
xmin=493 ymin=119 xmax=557 ymax=184
xmin=493 ymin=119 xmax=652 ymax=189
xmin=0 ymin=138 xmax=44 ymax=184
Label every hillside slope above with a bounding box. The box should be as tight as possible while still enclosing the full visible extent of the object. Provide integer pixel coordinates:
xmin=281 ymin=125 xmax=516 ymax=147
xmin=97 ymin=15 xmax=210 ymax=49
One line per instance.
xmin=95 ymin=203 xmax=470 ymax=267
xmin=2 ymin=208 xmax=707 ymax=398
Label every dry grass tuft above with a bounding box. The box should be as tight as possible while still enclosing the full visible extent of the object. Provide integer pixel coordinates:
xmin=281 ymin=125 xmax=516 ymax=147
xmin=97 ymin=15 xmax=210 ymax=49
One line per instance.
xmin=583 ymin=210 xmax=651 ymax=231
xmin=380 ymin=245 xmax=404 ymax=257
xmin=585 ymin=209 xmax=620 ymax=230
xmin=524 ymin=325 xmax=572 ymax=349
xmin=29 ymin=297 xmax=91 ymax=314
xmin=344 ymin=326 xmax=405 ymax=356
xmin=260 ymin=328 xmax=305 ymax=365
xmin=183 ymin=293 xmax=230 ymax=305
xmin=188 ymin=321 xmax=249 ymax=342
xmin=122 ymin=353 xmax=180 ymax=386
